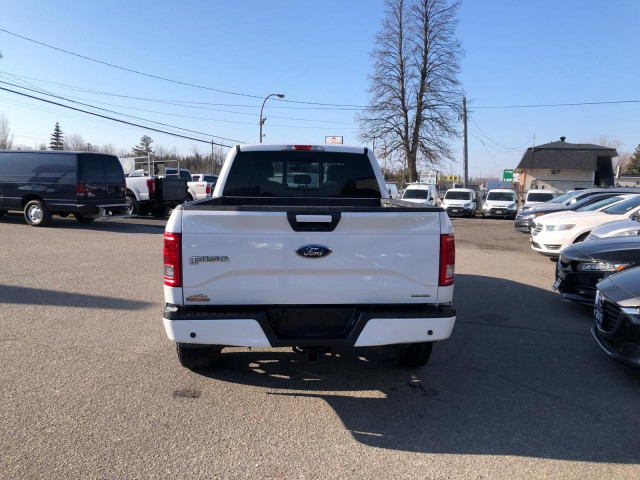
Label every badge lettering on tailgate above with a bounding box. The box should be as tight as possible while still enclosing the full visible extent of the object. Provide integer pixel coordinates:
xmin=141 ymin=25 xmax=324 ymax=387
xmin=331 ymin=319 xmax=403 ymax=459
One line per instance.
xmin=189 ymin=256 xmax=229 ymax=265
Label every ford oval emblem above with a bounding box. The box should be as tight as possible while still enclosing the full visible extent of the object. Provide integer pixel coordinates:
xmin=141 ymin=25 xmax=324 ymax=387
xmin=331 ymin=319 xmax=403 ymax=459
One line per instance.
xmin=295 ymin=244 xmax=332 ymax=259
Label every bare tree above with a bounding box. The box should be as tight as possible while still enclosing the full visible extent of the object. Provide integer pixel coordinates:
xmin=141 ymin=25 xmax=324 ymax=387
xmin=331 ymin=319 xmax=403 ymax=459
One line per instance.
xmin=0 ymin=114 xmax=14 ymax=150
xmin=64 ymin=133 xmax=88 ymax=151
xmin=359 ymin=0 xmax=463 ymax=182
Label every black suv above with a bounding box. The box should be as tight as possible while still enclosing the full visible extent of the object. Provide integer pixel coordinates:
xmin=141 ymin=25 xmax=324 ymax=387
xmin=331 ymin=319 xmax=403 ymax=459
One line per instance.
xmin=0 ymin=150 xmax=128 ymax=226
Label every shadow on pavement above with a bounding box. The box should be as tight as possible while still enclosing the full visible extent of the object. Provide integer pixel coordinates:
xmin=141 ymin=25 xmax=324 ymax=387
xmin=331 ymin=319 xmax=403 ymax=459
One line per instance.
xmin=197 ymin=274 xmax=640 ymax=463
xmin=0 ymin=212 xmax=165 ymax=234
xmin=0 ymin=285 xmax=153 ymax=310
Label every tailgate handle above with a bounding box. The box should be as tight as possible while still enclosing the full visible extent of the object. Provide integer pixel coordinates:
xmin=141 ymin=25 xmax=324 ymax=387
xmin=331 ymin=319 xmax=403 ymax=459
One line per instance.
xmin=287 ymin=212 xmax=341 ymax=232
xmin=295 ymin=215 xmax=333 ymax=223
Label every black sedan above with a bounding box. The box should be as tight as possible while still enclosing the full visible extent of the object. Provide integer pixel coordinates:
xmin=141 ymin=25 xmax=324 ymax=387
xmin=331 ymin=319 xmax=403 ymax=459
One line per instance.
xmin=515 ymin=192 xmax=634 ymax=233
xmin=593 ymin=267 xmax=640 ymax=368
xmin=553 ymin=237 xmax=640 ymax=304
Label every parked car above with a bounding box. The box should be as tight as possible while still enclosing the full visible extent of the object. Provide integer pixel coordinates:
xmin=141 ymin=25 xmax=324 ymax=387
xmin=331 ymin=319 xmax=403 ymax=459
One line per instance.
xmin=162 ymin=144 xmax=456 ymax=370
xmin=520 ymin=188 xmax=640 ymax=214
xmin=531 ymin=194 xmax=640 ymax=256
xmin=125 ymin=174 xmax=188 ymax=218
xmin=386 ymin=182 xmax=399 ymax=199
xmin=192 ymin=174 xmax=218 ymax=183
xmin=164 ymin=168 xmax=212 ymax=201
xmin=0 ymin=150 xmax=128 ymax=226
xmin=441 ymin=188 xmax=477 ymax=217
xmin=553 ymin=237 xmax=640 ymax=304
xmin=514 ymin=191 xmax=632 ymax=234
xmin=523 ymin=189 xmax=556 ymax=207
xmin=587 ymin=215 xmax=640 ymax=241
xmin=592 ymin=267 xmax=640 ymax=368
xmin=482 ymin=189 xmax=517 ymax=219
xmin=400 ymin=183 xmax=437 ymax=206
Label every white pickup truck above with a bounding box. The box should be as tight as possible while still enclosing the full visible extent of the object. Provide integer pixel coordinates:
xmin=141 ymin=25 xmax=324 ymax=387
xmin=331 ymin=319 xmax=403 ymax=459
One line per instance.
xmin=162 ymin=144 xmax=456 ymax=369
xmin=164 ymin=168 xmax=213 ymax=201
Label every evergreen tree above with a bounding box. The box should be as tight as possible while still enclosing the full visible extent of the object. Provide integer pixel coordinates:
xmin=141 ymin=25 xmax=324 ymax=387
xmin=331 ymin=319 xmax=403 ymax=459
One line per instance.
xmin=49 ymin=122 xmax=64 ymax=150
xmin=625 ymin=144 xmax=640 ymax=175
xmin=132 ymin=135 xmax=153 ymax=156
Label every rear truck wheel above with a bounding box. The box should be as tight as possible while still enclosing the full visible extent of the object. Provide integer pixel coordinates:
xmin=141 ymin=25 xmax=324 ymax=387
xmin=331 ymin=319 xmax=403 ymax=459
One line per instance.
xmin=126 ymin=195 xmax=139 ymax=216
xmin=176 ymin=343 xmax=221 ymax=370
xmin=187 ymin=193 xmax=194 ymax=202
xmin=24 ymin=199 xmax=52 ymax=227
xmin=151 ymin=206 xmax=169 ymax=218
xmin=73 ymin=213 xmax=96 ymax=224
xmin=391 ymin=342 xmax=433 ymax=368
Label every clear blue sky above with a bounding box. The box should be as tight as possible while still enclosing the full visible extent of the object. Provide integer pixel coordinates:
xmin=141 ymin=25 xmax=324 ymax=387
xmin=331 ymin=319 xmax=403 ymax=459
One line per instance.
xmin=1 ymin=0 xmax=638 ymax=177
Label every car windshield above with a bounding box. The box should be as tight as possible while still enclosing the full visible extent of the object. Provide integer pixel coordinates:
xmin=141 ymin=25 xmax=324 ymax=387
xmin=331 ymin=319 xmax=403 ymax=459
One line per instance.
xmin=576 ymin=196 xmax=623 ymax=212
xmin=549 ymin=190 xmax=580 ymax=204
xmin=487 ymin=191 xmax=515 ymax=201
xmin=445 ymin=191 xmax=471 ymax=200
xmin=403 ymin=189 xmax=429 ymax=199
xmin=603 ymin=195 xmax=640 ymax=215
xmin=527 ymin=192 xmax=554 ymax=202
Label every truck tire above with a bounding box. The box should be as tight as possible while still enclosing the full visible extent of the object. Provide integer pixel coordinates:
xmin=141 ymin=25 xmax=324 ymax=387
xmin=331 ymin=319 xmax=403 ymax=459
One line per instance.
xmin=392 ymin=342 xmax=433 ymax=368
xmin=176 ymin=343 xmax=221 ymax=370
xmin=151 ymin=206 xmax=169 ymax=218
xmin=126 ymin=195 xmax=139 ymax=216
xmin=24 ymin=199 xmax=52 ymax=227
xmin=73 ymin=213 xmax=96 ymax=224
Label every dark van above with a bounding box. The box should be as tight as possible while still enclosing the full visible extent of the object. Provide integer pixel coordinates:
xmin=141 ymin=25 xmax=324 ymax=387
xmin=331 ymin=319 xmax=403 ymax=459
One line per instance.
xmin=0 ymin=151 xmax=128 ymax=227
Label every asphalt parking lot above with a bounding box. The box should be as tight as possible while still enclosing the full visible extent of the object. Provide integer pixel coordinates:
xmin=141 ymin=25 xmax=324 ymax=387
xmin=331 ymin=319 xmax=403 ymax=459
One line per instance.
xmin=1 ymin=213 xmax=639 ymax=479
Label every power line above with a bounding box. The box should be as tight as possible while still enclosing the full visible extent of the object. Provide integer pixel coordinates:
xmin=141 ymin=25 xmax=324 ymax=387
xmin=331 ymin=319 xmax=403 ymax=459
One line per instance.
xmin=0 ymin=70 xmax=359 ymax=123
xmin=468 ymin=115 xmax=532 ymax=152
xmin=0 ymin=86 xmax=234 ymax=147
xmin=0 ymin=27 xmax=367 ymax=108
xmin=0 ymin=80 xmax=246 ymax=143
xmin=474 ymin=99 xmax=640 ymax=109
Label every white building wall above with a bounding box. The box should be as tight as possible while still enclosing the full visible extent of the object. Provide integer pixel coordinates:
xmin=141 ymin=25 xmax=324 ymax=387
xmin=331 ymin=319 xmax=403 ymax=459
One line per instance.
xmin=520 ymin=169 xmax=594 ymax=192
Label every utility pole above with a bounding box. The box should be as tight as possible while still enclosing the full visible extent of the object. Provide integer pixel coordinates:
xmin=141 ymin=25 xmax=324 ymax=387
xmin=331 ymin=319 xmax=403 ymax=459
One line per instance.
xmin=462 ymin=96 xmax=468 ymax=188
xmin=211 ymin=140 xmax=214 ymax=174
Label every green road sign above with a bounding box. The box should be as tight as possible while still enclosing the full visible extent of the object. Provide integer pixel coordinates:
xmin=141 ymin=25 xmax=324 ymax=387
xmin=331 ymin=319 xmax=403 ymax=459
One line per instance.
xmin=503 ymin=169 xmax=514 ymax=181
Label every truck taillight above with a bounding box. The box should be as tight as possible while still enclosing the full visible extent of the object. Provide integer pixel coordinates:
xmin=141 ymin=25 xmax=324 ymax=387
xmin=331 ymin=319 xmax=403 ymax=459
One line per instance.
xmin=147 ymin=178 xmax=156 ymax=195
xmin=439 ymin=234 xmax=455 ymax=286
xmin=206 ymin=184 xmax=211 ymax=195
xmin=76 ymin=183 xmax=86 ymax=196
xmin=164 ymin=232 xmax=181 ymax=287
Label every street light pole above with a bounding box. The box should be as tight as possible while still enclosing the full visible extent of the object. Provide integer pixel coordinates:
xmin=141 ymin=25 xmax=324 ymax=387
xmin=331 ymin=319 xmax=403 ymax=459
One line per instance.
xmin=259 ymin=93 xmax=285 ymax=143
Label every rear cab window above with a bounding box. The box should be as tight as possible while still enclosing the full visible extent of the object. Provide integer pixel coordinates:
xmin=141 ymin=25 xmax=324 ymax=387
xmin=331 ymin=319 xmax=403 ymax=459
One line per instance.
xmin=223 ymin=151 xmax=381 ymax=198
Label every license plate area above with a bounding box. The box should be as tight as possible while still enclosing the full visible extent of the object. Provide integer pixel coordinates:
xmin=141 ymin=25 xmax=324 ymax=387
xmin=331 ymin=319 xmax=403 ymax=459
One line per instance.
xmin=267 ymin=307 xmax=357 ymax=339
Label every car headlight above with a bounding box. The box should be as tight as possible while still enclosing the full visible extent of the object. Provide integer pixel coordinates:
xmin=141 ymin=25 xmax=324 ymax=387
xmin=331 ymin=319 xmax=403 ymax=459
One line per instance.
xmin=577 ymin=262 xmax=631 ymax=272
xmin=519 ymin=213 xmax=535 ymax=220
xmin=507 ymin=203 xmax=517 ymax=210
xmin=546 ymin=224 xmax=575 ymax=231
xmin=483 ymin=204 xmax=490 ymax=210
xmin=463 ymin=202 xmax=471 ymax=208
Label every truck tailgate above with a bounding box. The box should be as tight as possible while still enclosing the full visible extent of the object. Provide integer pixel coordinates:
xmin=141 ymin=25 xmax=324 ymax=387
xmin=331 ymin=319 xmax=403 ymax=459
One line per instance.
xmin=180 ymin=210 xmax=442 ymax=305
xmin=159 ymin=178 xmax=187 ymax=202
